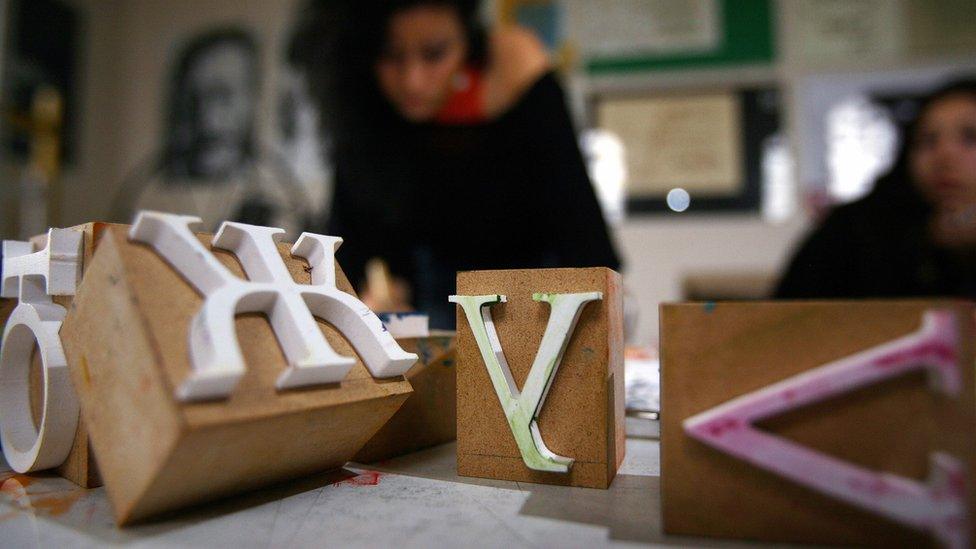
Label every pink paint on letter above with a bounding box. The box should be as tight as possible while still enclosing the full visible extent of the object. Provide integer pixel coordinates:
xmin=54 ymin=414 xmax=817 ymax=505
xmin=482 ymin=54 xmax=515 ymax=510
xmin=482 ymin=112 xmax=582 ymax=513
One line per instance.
xmin=683 ymin=310 xmax=968 ymax=548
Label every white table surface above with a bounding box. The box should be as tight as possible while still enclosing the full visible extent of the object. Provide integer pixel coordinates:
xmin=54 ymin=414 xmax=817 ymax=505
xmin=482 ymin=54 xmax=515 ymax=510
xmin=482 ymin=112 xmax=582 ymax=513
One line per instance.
xmin=0 ymin=438 xmax=758 ymax=548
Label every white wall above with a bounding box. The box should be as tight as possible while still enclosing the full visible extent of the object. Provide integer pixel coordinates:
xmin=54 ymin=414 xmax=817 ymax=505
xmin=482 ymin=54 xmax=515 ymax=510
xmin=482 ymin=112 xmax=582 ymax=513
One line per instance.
xmin=617 ymin=216 xmax=806 ymax=345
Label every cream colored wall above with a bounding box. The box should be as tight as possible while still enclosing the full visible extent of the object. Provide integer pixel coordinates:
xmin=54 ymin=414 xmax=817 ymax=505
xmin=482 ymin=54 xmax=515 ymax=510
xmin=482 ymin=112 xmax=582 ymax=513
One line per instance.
xmin=59 ymin=0 xmax=125 ymax=228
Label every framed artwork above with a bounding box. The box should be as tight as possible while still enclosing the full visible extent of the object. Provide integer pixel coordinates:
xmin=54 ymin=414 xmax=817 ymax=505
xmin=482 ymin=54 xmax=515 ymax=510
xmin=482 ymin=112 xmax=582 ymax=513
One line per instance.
xmin=582 ymin=0 xmax=774 ymax=74
xmin=161 ymin=29 xmax=259 ymax=181
xmin=593 ymin=87 xmax=780 ymax=214
xmin=567 ymin=0 xmax=720 ymax=59
xmin=110 ymin=27 xmax=315 ymax=236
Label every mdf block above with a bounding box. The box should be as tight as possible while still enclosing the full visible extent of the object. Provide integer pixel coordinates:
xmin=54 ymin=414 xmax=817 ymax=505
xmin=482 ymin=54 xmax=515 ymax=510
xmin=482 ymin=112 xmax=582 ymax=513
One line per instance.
xmin=660 ymin=301 xmax=976 ymax=548
xmin=354 ymin=333 xmax=457 ymax=463
xmin=60 ymin=224 xmax=414 ymax=525
xmin=55 ymin=223 xmax=104 ymax=488
xmin=0 ymin=223 xmax=107 ymax=488
xmin=454 ymin=267 xmax=624 ymax=489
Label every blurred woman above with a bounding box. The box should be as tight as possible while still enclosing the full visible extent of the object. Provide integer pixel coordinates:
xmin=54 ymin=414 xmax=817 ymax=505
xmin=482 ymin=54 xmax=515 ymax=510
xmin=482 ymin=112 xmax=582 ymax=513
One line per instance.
xmin=776 ymin=79 xmax=976 ymax=298
xmin=292 ymin=0 xmax=620 ymax=327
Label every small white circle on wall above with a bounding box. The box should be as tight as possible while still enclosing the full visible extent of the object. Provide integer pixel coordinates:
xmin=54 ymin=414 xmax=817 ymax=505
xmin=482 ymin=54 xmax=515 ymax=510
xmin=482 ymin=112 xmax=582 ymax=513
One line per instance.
xmin=667 ymin=188 xmax=691 ymax=212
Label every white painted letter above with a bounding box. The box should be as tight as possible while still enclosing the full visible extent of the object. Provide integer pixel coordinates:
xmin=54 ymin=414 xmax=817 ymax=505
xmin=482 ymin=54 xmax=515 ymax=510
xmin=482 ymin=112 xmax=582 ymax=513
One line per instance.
xmin=450 ymin=292 xmax=602 ymax=473
xmin=683 ymin=310 xmax=967 ymax=548
xmin=0 ymin=229 xmax=82 ymax=473
xmin=129 ymin=211 xmax=417 ymax=401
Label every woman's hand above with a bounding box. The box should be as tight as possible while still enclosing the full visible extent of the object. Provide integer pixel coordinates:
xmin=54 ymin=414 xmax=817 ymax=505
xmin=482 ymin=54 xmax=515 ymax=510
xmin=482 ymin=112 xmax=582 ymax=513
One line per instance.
xmin=361 ymin=258 xmax=413 ymax=312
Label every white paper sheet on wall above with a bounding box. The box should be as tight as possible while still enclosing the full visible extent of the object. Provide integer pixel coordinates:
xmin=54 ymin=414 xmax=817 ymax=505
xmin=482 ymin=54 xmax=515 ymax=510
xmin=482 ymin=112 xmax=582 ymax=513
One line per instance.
xmin=597 ymin=92 xmax=743 ymax=198
xmin=795 ymin=0 xmax=904 ymax=64
xmin=565 ymin=0 xmax=720 ymax=58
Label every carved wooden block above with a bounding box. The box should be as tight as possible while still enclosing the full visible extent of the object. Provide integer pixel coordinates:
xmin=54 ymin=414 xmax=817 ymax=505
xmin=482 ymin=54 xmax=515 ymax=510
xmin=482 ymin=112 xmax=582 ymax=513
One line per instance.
xmin=661 ymin=301 xmax=976 ymax=548
xmin=60 ymin=222 xmax=414 ymax=525
xmin=0 ymin=223 xmax=106 ymax=488
xmin=354 ymin=333 xmax=456 ymax=464
xmin=454 ymin=267 xmax=624 ymax=489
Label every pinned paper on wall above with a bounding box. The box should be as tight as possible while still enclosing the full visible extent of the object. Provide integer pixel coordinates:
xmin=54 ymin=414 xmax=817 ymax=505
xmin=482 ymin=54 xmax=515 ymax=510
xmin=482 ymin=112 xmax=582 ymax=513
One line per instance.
xmin=595 ymin=87 xmax=779 ymax=214
xmin=567 ymin=0 xmax=720 ymax=57
xmin=597 ymin=92 xmax=743 ymax=199
xmin=796 ymin=0 xmax=902 ymax=63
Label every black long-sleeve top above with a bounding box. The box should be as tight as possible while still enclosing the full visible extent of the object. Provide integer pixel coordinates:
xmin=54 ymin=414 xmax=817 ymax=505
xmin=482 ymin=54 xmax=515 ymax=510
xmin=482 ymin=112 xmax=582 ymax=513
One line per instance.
xmin=775 ymin=175 xmax=976 ymax=299
xmin=328 ymin=72 xmax=621 ymax=327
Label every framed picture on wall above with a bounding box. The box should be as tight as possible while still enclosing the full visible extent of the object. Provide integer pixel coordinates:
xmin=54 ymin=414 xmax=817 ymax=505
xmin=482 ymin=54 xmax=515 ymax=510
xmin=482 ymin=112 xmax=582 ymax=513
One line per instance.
xmin=581 ymin=0 xmax=774 ymax=75
xmin=592 ymin=86 xmax=780 ymax=214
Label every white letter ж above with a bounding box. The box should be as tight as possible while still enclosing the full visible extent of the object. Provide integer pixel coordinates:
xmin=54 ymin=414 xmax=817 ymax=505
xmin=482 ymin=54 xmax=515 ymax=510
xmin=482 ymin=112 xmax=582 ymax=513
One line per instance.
xmin=129 ymin=211 xmax=417 ymax=402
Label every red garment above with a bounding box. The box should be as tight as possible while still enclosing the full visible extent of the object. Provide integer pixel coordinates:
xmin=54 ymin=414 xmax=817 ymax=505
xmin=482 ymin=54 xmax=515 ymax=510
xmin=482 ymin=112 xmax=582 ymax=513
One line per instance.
xmin=435 ymin=67 xmax=486 ymax=124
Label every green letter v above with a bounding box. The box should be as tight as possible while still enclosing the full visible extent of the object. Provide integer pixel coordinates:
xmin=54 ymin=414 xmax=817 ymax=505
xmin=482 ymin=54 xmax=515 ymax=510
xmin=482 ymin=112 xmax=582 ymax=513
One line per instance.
xmin=450 ymin=292 xmax=602 ymax=473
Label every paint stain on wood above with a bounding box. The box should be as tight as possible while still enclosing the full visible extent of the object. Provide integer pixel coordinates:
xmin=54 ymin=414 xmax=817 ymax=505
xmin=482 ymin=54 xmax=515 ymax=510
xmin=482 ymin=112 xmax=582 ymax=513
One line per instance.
xmin=0 ymin=474 xmax=84 ymax=518
xmin=28 ymin=492 xmax=83 ymax=517
xmin=336 ymin=471 xmax=381 ymax=486
xmin=0 ymin=473 xmax=34 ymax=489
xmin=80 ymin=356 xmax=92 ymax=387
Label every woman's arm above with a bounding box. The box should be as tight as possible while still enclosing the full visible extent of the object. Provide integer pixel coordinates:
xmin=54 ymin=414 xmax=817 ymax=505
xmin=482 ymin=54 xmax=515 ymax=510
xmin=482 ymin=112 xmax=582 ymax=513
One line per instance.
xmin=483 ymin=25 xmax=551 ymax=118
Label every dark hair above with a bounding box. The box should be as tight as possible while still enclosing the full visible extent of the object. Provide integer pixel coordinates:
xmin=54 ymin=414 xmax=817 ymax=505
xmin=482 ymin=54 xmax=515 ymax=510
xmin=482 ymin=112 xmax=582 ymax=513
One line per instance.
xmin=356 ymin=0 xmax=485 ymax=67
xmin=867 ymin=76 xmax=976 ymax=214
xmin=907 ymin=77 xmax=976 ymax=149
xmin=288 ymin=0 xmax=484 ymax=152
xmin=162 ymin=28 xmax=259 ymax=179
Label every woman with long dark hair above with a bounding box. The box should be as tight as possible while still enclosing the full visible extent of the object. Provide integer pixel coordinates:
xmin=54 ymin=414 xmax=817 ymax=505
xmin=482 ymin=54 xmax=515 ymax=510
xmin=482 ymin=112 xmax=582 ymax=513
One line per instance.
xmin=776 ymin=79 xmax=976 ymax=298
xmin=291 ymin=0 xmax=620 ymax=328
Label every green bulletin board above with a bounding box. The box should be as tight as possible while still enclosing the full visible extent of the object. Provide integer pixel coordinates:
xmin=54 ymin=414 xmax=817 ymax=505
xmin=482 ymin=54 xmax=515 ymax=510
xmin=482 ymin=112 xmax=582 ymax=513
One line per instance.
xmin=585 ymin=0 xmax=775 ymax=74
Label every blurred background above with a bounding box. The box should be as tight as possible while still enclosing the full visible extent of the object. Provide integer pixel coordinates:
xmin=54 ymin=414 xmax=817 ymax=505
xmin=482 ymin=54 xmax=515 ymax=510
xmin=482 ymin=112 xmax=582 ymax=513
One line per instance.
xmin=1 ymin=0 xmax=975 ymax=349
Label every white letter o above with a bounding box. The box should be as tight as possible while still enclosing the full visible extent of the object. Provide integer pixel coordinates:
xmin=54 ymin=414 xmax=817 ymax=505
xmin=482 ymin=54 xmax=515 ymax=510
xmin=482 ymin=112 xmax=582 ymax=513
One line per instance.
xmin=0 ymin=301 xmax=79 ymax=473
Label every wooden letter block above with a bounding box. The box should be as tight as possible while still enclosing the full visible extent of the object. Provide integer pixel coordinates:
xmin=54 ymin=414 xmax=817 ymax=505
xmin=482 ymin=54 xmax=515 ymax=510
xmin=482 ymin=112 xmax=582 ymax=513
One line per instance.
xmin=0 ymin=223 xmax=106 ymax=488
xmin=354 ymin=333 xmax=457 ymax=464
xmin=454 ymin=267 xmax=624 ymax=489
xmin=661 ymin=301 xmax=976 ymax=548
xmin=60 ymin=224 xmax=413 ymax=525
